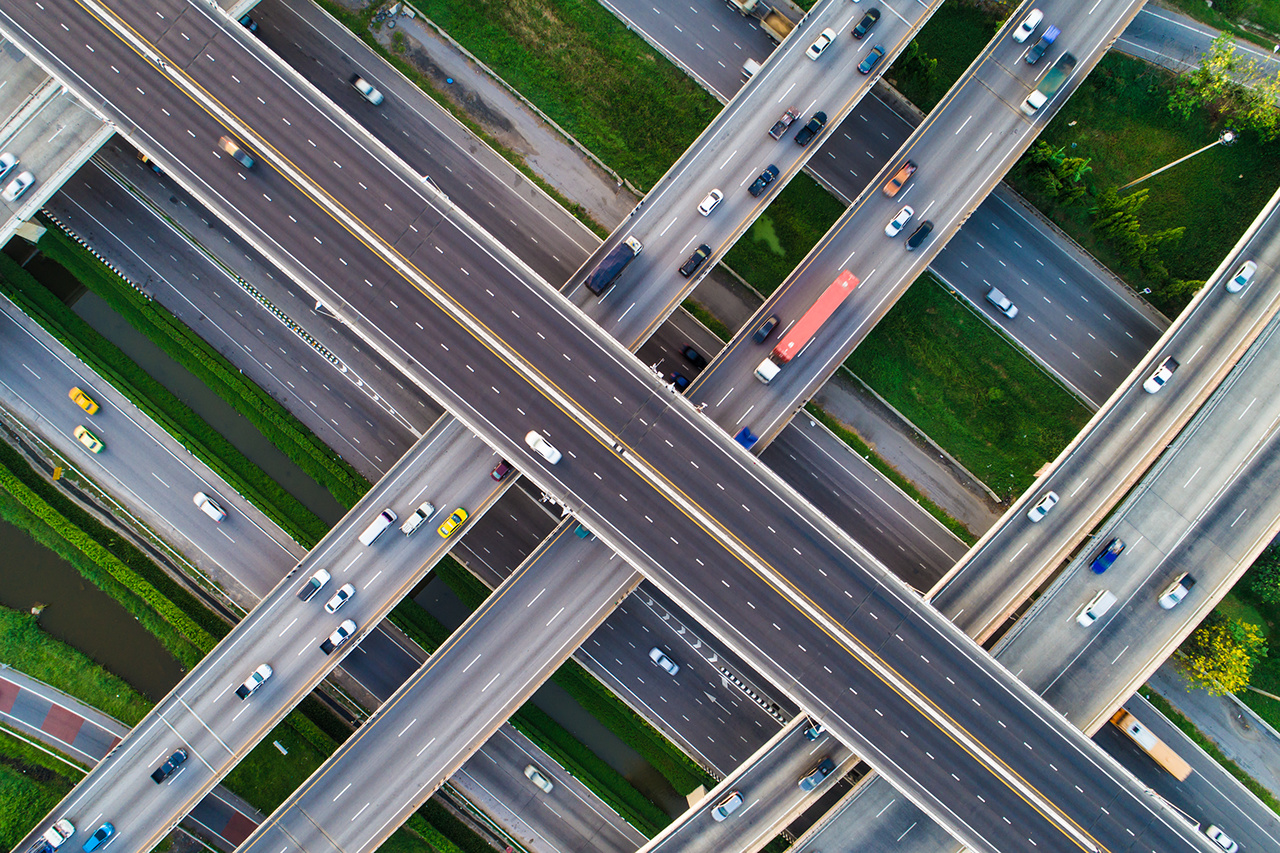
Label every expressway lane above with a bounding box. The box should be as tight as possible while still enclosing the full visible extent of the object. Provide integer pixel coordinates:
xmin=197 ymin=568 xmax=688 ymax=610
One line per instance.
xmin=1 ymin=1 xmax=1210 ymax=850
xmin=689 ymin=0 xmax=1152 ymax=446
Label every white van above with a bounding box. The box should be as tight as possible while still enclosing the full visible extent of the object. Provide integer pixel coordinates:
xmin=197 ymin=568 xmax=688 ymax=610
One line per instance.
xmin=193 ymin=492 xmax=227 ymax=522
xmin=742 ymin=58 xmax=762 ymax=79
xmin=1076 ymin=590 xmax=1117 ymax=627
xmin=358 ymin=509 xmax=397 ymax=545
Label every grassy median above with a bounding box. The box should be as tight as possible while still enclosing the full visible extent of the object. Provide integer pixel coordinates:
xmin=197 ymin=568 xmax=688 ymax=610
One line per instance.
xmin=846 ymin=275 xmax=1090 ymax=499
xmin=0 ymin=724 xmax=81 ymax=850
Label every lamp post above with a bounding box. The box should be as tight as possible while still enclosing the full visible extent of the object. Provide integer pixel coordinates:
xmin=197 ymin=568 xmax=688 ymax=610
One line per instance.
xmin=1118 ymin=129 xmax=1236 ymax=191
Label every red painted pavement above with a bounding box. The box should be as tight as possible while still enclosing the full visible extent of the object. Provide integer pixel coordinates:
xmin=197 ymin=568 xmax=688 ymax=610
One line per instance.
xmin=42 ymin=702 xmax=85 ymax=745
xmin=0 ymin=677 xmax=18 ymax=713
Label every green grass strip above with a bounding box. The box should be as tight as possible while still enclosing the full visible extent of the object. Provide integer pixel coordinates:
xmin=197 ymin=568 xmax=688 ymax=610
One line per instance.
xmin=681 ymin=300 xmax=733 ymax=343
xmin=0 ymin=606 xmax=151 ymax=725
xmin=804 ymin=403 xmax=977 ymax=545
xmin=312 ymin=0 xmax=607 ymax=239
xmin=0 ymin=451 xmax=211 ymax=667
xmin=1139 ymin=686 xmax=1280 ymax=819
xmin=403 ymin=0 xmax=719 ymax=191
xmin=847 ymin=275 xmax=1091 ymax=499
xmin=0 ymin=724 xmax=80 ymax=851
xmin=38 ymin=225 xmax=370 ymax=516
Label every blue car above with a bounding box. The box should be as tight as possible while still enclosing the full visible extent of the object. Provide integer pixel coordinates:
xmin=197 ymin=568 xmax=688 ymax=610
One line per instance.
xmin=82 ymin=823 xmax=114 ymax=853
xmin=1090 ymin=538 xmax=1125 ymax=574
xmin=858 ymin=45 xmax=886 ymax=75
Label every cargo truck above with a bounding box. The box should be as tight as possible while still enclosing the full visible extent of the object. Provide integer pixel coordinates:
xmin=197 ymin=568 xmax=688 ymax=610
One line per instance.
xmin=31 ymin=820 xmax=75 ymax=853
xmin=724 ymin=0 xmax=795 ymax=43
xmin=1021 ymin=52 xmax=1076 ymax=115
xmin=754 ymin=270 xmax=858 ymax=383
xmin=1109 ymin=709 xmax=1192 ymax=781
xmin=584 ymin=236 xmax=643 ymax=295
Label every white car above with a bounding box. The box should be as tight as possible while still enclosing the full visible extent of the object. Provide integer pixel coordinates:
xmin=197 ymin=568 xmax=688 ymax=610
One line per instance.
xmin=806 ymin=28 xmax=837 ymax=60
xmin=697 ymin=188 xmax=723 ymax=216
xmin=400 ymin=501 xmax=437 ymax=535
xmin=524 ymin=764 xmax=554 ymax=793
xmin=193 ymin=491 xmax=227 ymax=522
xmin=525 ymin=430 xmax=563 ymax=464
xmin=711 ymin=790 xmax=744 ymax=821
xmin=1143 ymin=356 xmax=1179 ymax=393
xmin=1205 ymin=826 xmax=1239 ymax=853
xmin=325 ymin=583 xmax=356 ymax=614
xmin=884 ymin=205 xmax=914 ymax=237
xmin=1225 ymin=260 xmax=1256 ymax=293
xmin=1158 ymin=572 xmax=1196 ymax=610
xmin=0 ymin=152 xmax=17 ymax=183
xmin=1026 ymin=491 xmax=1059 ymax=522
xmin=235 ymin=663 xmax=273 ymax=699
xmin=320 ymin=619 xmax=357 ymax=655
xmin=3 ymin=170 xmax=34 ymax=202
xmin=1012 ymin=9 xmax=1043 ymax=43
xmin=985 ymin=286 xmax=1019 ymax=319
xmin=649 ymin=646 xmax=679 ymax=675
xmin=351 ymin=75 xmax=384 ymax=105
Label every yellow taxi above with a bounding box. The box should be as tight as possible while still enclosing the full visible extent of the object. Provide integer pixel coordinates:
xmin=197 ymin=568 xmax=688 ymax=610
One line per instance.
xmin=69 ymin=387 xmax=99 ymax=415
xmin=437 ymin=507 xmax=468 ymax=538
xmin=74 ymin=425 xmax=104 ymax=453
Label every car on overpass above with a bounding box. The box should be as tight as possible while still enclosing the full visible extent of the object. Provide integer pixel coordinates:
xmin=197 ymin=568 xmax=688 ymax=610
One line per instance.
xmin=217 ymin=136 xmax=254 ymax=169
xmin=799 ymin=757 xmax=836 ymax=790
xmin=1090 ymin=538 xmax=1125 ymax=573
xmin=806 ymin=28 xmax=837 ymax=60
xmin=1026 ymin=491 xmax=1059 ymax=522
xmin=438 ymin=507 xmax=468 ymax=537
xmin=235 ymin=664 xmax=272 ymax=699
xmin=679 ymin=244 xmax=711 ymax=277
xmin=858 ymin=45 xmax=886 ymax=75
xmin=525 ymin=430 xmax=563 ymax=464
xmin=1158 ymin=573 xmax=1196 ymax=609
xmin=150 ymin=748 xmax=188 ymax=783
xmin=297 ymin=569 xmax=331 ymax=602
xmin=794 ymin=112 xmax=827 ymax=146
xmin=1226 ymin=260 xmax=1256 ymax=293
xmin=711 ymin=790 xmax=744 ymax=821
xmin=320 ymin=620 xmax=358 ymax=655
xmin=1143 ymin=356 xmax=1179 ymax=393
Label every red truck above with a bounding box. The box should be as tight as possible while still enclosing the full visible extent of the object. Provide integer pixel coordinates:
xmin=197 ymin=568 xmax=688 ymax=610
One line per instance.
xmin=754 ymin=270 xmax=858 ymax=383
xmin=769 ymin=107 xmax=799 ymax=139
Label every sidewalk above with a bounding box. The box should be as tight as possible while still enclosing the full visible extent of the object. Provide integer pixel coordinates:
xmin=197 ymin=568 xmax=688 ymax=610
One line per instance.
xmin=1148 ymin=660 xmax=1280 ymax=797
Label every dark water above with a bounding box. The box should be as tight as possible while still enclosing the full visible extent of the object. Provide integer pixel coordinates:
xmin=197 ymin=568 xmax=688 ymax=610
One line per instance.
xmin=0 ymin=512 xmax=185 ymax=701
xmin=413 ymin=574 xmax=686 ymax=816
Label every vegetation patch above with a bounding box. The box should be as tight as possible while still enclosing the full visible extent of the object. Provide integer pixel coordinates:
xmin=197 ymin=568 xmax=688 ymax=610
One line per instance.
xmin=888 ymin=2 xmax=1003 ymax=112
xmin=723 ymin=175 xmax=846 ymax=296
xmin=1159 ymin=0 xmax=1280 ymax=51
xmin=846 ymin=275 xmax=1090 ymax=498
xmin=38 ymin=225 xmax=370 ymax=522
xmin=405 ymin=0 xmax=720 ymax=190
xmin=0 ymin=607 xmax=152 ymax=724
xmin=1007 ymin=53 xmax=1280 ymax=315
xmin=0 ymin=437 xmax=216 ymax=667
xmin=804 ymin=403 xmax=976 ymax=544
xmin=0 ymin=725 xmax=80 ymax=851
xmin=1139 ymin=687 xmax=1280 ymax=819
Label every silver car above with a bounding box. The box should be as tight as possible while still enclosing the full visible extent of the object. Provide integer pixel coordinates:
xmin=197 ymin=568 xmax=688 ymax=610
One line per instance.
xmin=3 ymin=170 xmax=34 ymax=201
xmin=985 ymin=286 xmax=1019 ymax=319
xmin=1026 ymin=491 xmax=1059 ymax=522
xmin=649 ymin=646 xmax=679 ymax=676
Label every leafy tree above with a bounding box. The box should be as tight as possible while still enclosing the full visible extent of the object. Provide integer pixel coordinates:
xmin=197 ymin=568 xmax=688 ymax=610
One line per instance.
xmin=1169 ymin=34 xmax=1280 ymax=140
xmin=1248 ymin=544 xmax=1280 ymax=604
xmin=1179 ymin=611 xmax=1267 ymax=695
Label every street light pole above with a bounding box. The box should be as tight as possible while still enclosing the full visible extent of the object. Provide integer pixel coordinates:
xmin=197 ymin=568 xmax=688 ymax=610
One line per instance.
xmin=1118 ymin=129 xmax=1237 ymax=191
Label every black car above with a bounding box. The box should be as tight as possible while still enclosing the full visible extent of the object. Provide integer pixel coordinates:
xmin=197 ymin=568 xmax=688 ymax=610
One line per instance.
xmin=752 ymin=314 xmax=780 ymax=343
xmin=748 ymin=164 xmax=779 ymax=197
xmin=794 ymin=112 xmax=827 ymax=146
xmin=681 ymin=345 xmax=708 ymax=369
xmin=858 ymin=45 xmax=886 ymax=74
xmin=852 ymin=8 xmax=880 ymax=39
xmin=906 ymin=220 xmax=934 ymax=251
xmin=151 ymin=748 xmax=188 ymax=783
xmin=679 ymin=244 xmax=711 ymax=278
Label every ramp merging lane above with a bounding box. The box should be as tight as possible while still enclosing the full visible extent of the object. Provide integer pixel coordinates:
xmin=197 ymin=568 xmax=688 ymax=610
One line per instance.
xmin=0 ymin=1 xmax=1212 ymax=852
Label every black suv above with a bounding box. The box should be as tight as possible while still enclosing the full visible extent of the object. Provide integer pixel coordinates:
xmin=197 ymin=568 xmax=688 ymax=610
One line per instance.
xmin=679 ymin=244 xmax=711 ymax=278
xmin=794 ymin=112 xmax=827 ymax=147
xmin=151 ymin=749 xmax=188 ymax=783
xmin=906 ymin=220 xmax=934 ymax=251
xmin=748 ymin=164 xmax=779 ymax=197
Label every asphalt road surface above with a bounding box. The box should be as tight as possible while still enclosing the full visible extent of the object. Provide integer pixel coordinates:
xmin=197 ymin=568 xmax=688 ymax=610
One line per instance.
xmin=0 ymin=2 xmax=1213 ymax=851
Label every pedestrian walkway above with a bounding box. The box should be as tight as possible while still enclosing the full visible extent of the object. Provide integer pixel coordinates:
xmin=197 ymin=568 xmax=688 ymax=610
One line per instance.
xmin=0 ymin=665 xmax=262 ymax=852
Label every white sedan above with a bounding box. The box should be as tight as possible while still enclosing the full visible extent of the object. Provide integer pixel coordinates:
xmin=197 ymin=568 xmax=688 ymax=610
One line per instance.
xmin=806 ymin=28 xmax=837 ymax=60
xmin=884 ymin=205 xmax=914 ymax=237
xmin=525 ymin=430 xmax=563 ymax=464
